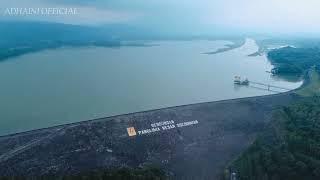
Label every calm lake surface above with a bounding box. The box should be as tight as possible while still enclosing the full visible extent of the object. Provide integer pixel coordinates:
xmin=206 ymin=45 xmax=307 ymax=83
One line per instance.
xmin=0 ymin=38 xmax=302 ymax=135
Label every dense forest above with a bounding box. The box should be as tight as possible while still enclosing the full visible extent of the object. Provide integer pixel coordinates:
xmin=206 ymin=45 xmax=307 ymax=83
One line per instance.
xmin=267 ymin=46 xmax=320 ymax=77
xmin=254 ymin=37 xmax=320 ymax=56
xmin=230 ymin=96 xmax=320 ymax=180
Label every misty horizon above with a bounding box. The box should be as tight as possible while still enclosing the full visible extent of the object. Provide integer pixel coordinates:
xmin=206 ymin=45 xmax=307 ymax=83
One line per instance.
xmin=1 ymin=0 xmax=320 ymax=37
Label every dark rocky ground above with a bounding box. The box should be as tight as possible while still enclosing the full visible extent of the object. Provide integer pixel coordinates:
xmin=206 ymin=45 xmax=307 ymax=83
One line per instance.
xmin=0 ymin=93 xmax=301 ymax=179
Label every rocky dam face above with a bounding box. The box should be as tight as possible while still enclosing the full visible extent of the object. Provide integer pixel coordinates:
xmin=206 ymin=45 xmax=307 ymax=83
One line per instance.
xmin=0 ymin=93 xmax=300 ymax=179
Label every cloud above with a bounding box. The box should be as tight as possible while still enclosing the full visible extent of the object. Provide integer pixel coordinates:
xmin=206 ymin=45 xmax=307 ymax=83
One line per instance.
xmin=1 ymin=0 xmax=320 ymax=34
xmin=196 ymin=0 xmax=320 ymax=33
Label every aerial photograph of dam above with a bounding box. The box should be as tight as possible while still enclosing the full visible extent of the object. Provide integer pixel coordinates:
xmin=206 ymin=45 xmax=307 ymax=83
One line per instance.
xmin=1 ymin=0 xmax=320 ymax=180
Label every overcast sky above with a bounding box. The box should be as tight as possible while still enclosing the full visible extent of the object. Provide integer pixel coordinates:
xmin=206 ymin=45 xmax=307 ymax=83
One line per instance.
xmin=1 ymin=0 xmax=320 ymax=35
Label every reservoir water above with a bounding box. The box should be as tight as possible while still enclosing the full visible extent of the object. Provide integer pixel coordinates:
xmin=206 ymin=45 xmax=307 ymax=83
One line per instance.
xmin=0 ymin=39 xmax=302 ymax=135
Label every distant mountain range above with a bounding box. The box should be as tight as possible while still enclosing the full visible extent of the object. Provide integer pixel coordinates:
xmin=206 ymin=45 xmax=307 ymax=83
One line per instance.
xmin=0 ymin=21 xmax=148 ymax=61
xmin=0 ymin=20 xmax=246 ymax=61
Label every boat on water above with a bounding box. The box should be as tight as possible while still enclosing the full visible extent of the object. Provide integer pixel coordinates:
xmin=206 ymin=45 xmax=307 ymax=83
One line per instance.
xmin=234 ymin=76 xmax=249 ymax=85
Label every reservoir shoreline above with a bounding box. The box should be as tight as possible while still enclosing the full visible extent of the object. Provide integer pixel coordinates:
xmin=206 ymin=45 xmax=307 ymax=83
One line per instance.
xmin=0 ymin=87 xmax=300 ymax=138
xmin=0 ymin=87 xmax=304 ymax=178
xmin=0 ymin=38 xmax=302 ymax=135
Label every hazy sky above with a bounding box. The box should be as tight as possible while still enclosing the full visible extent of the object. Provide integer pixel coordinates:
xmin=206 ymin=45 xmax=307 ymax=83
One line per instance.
xmin=1 ymin=0 xmax=320 ymax=35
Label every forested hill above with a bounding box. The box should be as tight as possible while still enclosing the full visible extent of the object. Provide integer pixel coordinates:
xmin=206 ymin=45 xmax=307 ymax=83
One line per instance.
xmin=0 ymin=21 xmax=110 ymax=44
xmin=230 ymin=96 xmax=320 ymax=180
xmin=267 ymin=46 xmax=320 ymax=78
xmin=0 ymin=21 xmax=124 ymax=61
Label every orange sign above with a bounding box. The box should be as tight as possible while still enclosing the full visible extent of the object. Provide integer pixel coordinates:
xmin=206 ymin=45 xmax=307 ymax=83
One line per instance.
xmin=127 ymin=127 xmax=137 ymax=136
